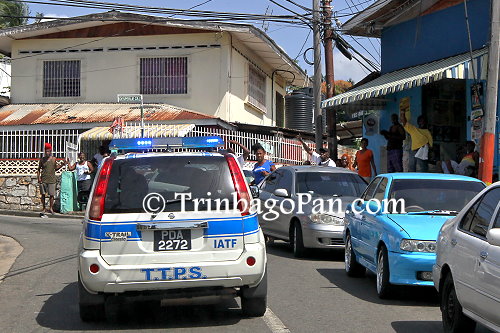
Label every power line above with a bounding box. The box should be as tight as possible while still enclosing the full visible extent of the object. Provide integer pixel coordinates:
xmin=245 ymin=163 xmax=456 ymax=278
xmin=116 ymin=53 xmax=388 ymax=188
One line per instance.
xmin=293 ymin=29 xmax=311 ymax=61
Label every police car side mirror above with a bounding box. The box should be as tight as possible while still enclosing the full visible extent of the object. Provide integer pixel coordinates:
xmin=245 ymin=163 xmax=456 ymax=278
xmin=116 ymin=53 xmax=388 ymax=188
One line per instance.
xmin=249 ymin=185 xmax=260 ymax=199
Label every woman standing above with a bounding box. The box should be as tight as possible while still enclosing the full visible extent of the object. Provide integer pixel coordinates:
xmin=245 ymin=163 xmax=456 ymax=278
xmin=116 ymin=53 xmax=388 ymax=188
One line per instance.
xmin=68 ymin=152 xmax=94 ymax=194
xmin=353 ymin=138 xmax=377 ymax=183
xmin=251 ymin=144 xmax=276 ymax=185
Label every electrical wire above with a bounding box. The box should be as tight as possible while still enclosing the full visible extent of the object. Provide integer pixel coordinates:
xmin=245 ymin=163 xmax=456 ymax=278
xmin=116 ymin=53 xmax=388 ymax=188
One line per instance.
xmin=293 ymin=29 xmax=311 ymax=61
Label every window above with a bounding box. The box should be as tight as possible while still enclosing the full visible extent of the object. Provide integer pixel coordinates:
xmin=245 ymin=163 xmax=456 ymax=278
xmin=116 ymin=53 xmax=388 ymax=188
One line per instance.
xmin=262 ymin=171 xmax=281 ymax=193
xmin=362 ymin=178 xmax=382 ymax=200
xmin=140 ymin=57 xmax=188 ymax=95
xmin=462 ymin=188 xmax=500 ymax=238
xmin=373 ymin=178 xmax=388 ymax=201
xmin=277 ymin=170 xmax=293 ymax=192
xmin=43 ymin=60 xmax=81 ymax=97
xmin=248 ymin=66 xmax=267 ymax=112
xmin=296 ymin=172 xmax=367 ymax=197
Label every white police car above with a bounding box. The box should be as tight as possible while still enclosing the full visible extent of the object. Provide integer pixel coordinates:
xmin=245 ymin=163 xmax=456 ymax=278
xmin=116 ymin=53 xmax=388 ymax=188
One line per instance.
xmin=78 ymin=136 xmax=267 ymax=321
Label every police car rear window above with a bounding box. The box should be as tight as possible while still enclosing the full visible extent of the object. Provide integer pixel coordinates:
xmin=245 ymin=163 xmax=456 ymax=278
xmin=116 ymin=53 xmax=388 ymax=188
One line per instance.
xmin=103 ymin=156 xmax=235 ymax=213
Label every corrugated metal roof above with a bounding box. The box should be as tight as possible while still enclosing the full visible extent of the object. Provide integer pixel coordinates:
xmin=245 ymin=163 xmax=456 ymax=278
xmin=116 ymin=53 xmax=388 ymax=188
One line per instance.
xmin=0 ymin=103 xmax=213 ymax=126
xmin=321 ymin=48 xmax=488 ymax=110
xmin=80 ymin=124 xmax=196 ymax=140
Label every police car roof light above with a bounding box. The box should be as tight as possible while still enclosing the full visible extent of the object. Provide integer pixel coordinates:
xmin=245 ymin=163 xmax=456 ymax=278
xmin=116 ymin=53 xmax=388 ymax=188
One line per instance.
xmin=109 ymin=136 xmax=224 ymax=151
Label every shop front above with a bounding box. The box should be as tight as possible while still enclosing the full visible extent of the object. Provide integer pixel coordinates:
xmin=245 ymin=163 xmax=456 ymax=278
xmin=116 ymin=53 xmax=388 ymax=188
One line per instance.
xmin=322 ymin=48 xmax=496 ymax=176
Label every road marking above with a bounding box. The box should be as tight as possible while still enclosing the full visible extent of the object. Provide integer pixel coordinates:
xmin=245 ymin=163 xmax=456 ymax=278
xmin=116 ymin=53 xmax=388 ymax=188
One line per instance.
xmin=263 ymin=307 xmax=290 ymax=333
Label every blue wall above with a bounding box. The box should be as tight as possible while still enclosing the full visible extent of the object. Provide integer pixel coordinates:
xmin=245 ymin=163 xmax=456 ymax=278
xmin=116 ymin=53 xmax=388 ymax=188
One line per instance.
xmin=381 ymin=0 xmax=490 ymax=73
xmin=363 ymin=87 xmax=423 ymax=173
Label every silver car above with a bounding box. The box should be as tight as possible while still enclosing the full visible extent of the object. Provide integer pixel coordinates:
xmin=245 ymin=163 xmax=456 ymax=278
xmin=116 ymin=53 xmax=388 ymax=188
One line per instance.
xmin=257 ymin=166 xmax=367 ymax=257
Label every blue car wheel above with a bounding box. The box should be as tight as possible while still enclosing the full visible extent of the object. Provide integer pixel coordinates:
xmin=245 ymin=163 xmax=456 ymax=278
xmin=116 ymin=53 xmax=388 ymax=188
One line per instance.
xmin=345 ymin=234 xmax=365 ymax=277
xmin=376 ymin=246 xmax=393 ymax=299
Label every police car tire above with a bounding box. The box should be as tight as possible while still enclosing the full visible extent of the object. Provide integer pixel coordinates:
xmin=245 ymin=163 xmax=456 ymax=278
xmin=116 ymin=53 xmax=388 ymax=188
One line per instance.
xmin=292 ymin=221 xmax=306 ymax=258
xmin=78 ymin=276 xmax=105 ymax=322
xmin=241 ymin=297 xmax=267 ymax=317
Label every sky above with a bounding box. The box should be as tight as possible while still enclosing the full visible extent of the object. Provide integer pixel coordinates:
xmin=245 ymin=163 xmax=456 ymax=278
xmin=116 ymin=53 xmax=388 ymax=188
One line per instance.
xmin=27 ymin=0 xmax=381 ymax=84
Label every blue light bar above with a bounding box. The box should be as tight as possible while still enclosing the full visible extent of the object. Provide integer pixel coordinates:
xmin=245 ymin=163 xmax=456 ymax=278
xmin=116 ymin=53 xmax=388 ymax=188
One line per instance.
xmin=109 ymin=136 xmax=224 ymax=151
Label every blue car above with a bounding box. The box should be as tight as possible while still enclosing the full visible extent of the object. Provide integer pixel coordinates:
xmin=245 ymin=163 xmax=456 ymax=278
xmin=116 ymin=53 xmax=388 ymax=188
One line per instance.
xmin=343 ymin=173 xmax=485 ymax=298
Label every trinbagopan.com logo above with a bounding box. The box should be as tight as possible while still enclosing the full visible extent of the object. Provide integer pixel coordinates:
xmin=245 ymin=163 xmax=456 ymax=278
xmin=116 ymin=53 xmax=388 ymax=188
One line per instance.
xmin=142 ymin=192 xmax=407 ymax=221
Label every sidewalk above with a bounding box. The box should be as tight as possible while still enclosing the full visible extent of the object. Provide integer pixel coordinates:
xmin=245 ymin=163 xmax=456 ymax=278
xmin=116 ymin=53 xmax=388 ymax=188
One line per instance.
xmin=0 ymin=235 xmax=23 ymax=284
xmin=0 ymin=209 xmax=84 ymax=219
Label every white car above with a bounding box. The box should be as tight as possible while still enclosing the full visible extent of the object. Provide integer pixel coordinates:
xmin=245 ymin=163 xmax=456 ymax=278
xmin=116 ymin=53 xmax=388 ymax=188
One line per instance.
xmin=433 ymin=183 xmax=500 ymax=333
xmin=78 ymin=137 xmax=267 ymax=321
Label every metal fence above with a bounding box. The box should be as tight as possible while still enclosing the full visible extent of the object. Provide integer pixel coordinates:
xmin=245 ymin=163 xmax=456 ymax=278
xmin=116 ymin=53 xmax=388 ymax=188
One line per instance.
xmin=0 ymin=123 xmax=356 ymax=176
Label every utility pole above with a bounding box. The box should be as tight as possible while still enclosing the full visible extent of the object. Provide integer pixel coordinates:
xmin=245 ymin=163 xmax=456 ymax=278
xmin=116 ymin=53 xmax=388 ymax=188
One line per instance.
xmin=322 ymin=0 xmax=337 ymax=161
xmin=313 ymin=0 xmax=323 ymax=150
xmin=479 ymin=0 xmax=500 ymax=184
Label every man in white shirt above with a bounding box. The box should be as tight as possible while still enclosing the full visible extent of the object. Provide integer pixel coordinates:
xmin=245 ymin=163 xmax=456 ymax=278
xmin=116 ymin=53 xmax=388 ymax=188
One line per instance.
xmin=297 ymin=136 xmax=336 ymax=167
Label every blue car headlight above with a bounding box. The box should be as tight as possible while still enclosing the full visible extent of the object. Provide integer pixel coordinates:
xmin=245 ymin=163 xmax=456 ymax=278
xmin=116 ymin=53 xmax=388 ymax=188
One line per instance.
xmin=400 ymin=239 xmax=437 ymax=253
xmin=309 ymin=213 xmax=344 ymax=226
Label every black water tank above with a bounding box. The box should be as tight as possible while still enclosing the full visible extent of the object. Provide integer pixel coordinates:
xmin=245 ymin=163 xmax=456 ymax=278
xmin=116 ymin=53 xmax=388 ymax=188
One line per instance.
xmin=285 ymin=89 xmax=313 ymax=132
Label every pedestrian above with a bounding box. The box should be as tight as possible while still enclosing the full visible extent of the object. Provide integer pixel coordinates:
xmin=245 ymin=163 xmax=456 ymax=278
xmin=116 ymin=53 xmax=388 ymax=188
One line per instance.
xmin=400 ymin=102 xmax=433 ymax=172
xmin=380 ymin=113 xmax=406 ymax=172
xmin=340 ymin=153 xmax=355 ymax=171
xmin=226 ymin=140 xmax=250 ymax=168
xmin=37 ymin=143 xmax=66 ymax=216
xmin=353 ymin=138 xmax=377 ymax=183
xmin=91 ymin=145 xmax=109 ymax=169
xmin=67 ymin=152 xmax=94 ymax=195
xmin=251 ymin=144 xmax=276 ymax=185
xmin=297 ymin=135 xmax=336 ymax=167
xmin=439 ymin=141 xmax=479 ymax=177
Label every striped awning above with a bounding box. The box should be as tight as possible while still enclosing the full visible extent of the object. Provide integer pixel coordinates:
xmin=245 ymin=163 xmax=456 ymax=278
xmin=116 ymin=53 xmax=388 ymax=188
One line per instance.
xmin=321 ymin=48 xmax=488 ymax=109
xmin=79 ymin=123 xmax=196 ymax=141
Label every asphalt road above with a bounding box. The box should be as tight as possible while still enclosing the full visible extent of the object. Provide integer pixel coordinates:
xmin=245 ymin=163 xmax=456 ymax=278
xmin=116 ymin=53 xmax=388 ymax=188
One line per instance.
xmin=0 ymin=215 xmax=493 ymax=333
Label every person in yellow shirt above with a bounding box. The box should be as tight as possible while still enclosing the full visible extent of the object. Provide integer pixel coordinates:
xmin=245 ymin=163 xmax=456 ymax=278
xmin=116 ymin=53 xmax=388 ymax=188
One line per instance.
xmin=400 ymin=106 xmax=433 ymax=172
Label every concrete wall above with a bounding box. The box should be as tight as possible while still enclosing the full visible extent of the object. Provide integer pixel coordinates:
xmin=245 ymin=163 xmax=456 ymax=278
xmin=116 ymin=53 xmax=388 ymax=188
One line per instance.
xmin=381 ymin=0 xmax=490 ymax=73
xmin=10 ymin=32 xmax=286 ymax=126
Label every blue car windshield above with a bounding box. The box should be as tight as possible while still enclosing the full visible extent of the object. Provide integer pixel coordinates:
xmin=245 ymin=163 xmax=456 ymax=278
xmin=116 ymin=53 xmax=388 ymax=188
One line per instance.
xmin=389 ymin=179 xmax=485 ymax=213
xmin=296 ymin=172 xmax=367 ymax=197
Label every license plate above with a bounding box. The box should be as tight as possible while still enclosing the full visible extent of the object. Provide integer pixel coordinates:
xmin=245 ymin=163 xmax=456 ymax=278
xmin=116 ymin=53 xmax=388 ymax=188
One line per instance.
xmin=153 ymin=230 xmax=192 ymax=251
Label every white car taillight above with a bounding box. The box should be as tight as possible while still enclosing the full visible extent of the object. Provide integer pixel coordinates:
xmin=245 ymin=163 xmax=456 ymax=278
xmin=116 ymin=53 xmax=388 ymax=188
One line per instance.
xmin=225 ymin=154 xmax=251 ymax=216
xmin=88 ymin=157 xmax=114 ymax=221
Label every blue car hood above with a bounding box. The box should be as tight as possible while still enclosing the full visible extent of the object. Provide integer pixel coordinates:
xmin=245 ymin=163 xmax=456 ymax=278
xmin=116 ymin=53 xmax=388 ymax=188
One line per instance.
xmin=387 ymin=214 xmax=452 ymax=240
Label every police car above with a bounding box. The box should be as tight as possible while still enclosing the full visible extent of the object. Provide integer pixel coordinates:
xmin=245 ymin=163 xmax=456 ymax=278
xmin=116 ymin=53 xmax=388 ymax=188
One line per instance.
xmin=78 ymin=136 xmax=267 ymax=321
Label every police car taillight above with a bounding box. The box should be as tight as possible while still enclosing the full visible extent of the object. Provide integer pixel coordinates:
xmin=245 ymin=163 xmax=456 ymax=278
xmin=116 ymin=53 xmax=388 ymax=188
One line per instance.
xmin=226 ymin=155 xmax=251 ymax=216
xmin=89 ymin=157 xmax=114 ymax=221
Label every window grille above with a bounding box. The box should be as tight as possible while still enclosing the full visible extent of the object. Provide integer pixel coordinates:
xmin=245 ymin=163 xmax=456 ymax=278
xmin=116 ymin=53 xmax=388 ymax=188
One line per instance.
xmin=248 ymin=66 xmax=267 ymax=112
xmin=140 ymin=57 xmax=188 ymax=95
xmin=43 ymin=60 xmax=81 ymax=97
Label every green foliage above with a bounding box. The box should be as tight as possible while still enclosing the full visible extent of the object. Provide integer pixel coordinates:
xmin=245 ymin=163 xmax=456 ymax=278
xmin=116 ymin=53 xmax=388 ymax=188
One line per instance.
xmin=0 ymin=0 xmax=29 ymax=29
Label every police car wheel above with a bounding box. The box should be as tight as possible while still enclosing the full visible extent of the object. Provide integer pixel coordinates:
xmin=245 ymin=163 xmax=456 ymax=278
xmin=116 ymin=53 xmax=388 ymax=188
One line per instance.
xmin=291 ymin=221 xmax=306 ymax=258
xmin=241 ymin=297 xmax=267 ymax=317
xmin=78 ymin=276 xmax=105 ymax=322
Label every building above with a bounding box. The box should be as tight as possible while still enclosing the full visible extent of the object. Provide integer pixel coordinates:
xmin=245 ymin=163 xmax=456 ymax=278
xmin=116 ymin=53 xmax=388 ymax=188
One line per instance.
xmin=322 ymin=0 xmax=497 ymax=175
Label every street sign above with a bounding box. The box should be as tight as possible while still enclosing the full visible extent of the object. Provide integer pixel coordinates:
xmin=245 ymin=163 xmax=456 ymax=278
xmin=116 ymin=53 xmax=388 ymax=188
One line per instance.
xmin=117 ymin=94 xmax=143 ymax=103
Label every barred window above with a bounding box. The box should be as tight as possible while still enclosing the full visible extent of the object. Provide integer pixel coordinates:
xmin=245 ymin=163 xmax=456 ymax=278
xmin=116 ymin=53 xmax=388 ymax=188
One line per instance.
xmin=43 ymin=60 xmax=81 ymax=97
xmin=248 ymin=66 xmax=267 ymax=112
xmin=140 ymin=57 xmax=188 ymax=95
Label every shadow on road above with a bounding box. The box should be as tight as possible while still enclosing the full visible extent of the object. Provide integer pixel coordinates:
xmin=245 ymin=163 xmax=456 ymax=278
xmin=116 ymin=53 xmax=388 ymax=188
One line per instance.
xmin=36 ymin=282 xmax=244 ymax=330
xmin=266 ymin=241 xmax=345 ymax=262
xmin=391 ymin=320 xmax=493 ymax=333
xmin=391 ymin=320 xmax=442 ymax=333
xmin=317 ymin=268 xmax=439 ymax=306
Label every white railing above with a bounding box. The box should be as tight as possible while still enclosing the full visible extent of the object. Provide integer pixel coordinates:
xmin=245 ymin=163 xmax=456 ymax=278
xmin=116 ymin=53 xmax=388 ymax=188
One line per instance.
xmin=0 ymin=129 xmax=82 ymax=159
xmin=0 ymin=123 xmax=357 ymax=176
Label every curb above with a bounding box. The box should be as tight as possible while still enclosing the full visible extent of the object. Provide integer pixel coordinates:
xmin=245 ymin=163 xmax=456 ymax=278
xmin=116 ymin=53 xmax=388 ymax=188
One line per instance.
xmin=0 ymin=209 xmax=84 ymax=219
